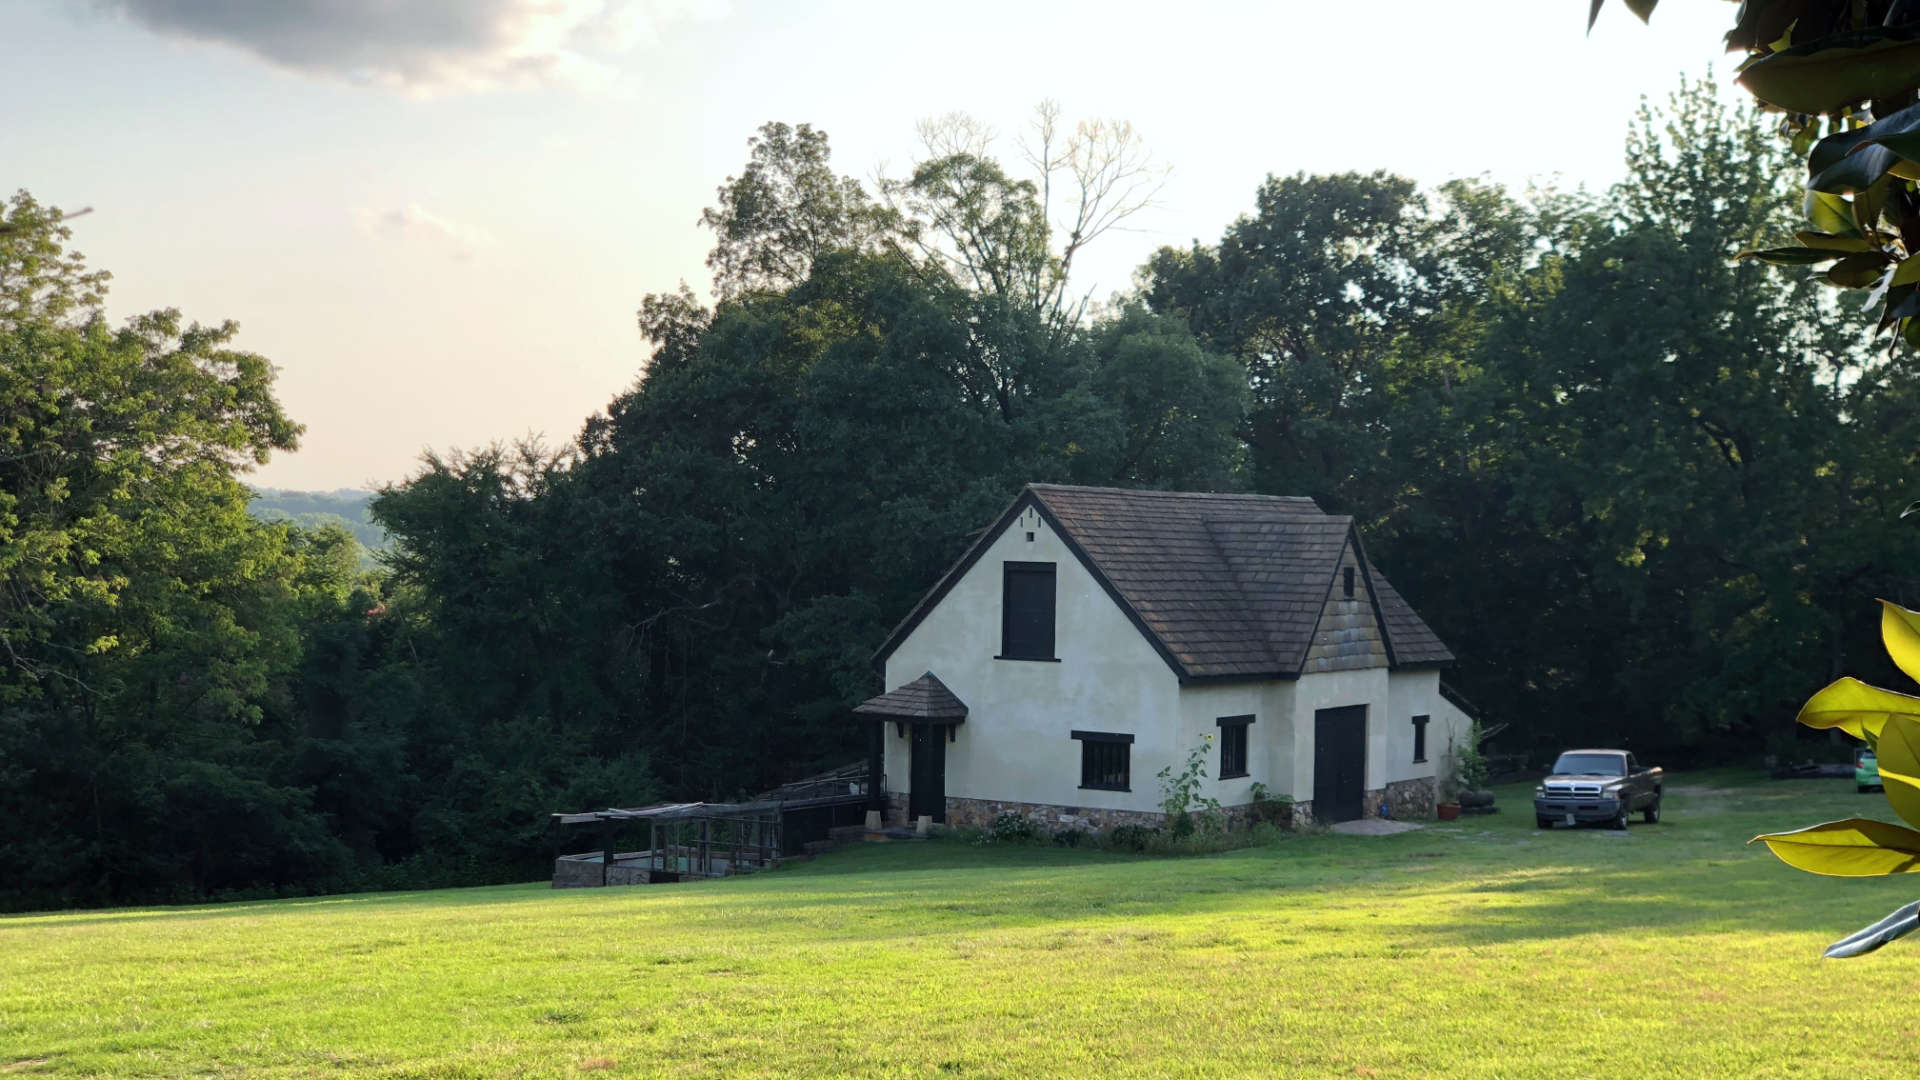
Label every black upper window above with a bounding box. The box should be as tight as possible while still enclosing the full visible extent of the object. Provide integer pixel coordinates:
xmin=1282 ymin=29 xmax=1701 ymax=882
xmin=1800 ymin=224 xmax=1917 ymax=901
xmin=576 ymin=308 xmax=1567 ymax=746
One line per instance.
xmin=1412 ymin=714 xmax=1429 ymax=764
xmin=1343 ymin=566 xmax=1356 ymax=599
xmin=1000 ymin=562 xmax=1056 ymax=660
xmin=1074 ymin=730 xmax=1131 ymax=790
xmin=1218 ymin=715 xmax=1253 ymax=779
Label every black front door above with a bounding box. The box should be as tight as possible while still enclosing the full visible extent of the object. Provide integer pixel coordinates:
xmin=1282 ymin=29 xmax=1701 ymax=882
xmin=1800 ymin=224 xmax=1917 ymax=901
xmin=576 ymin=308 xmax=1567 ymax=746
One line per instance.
xmin=908 ymin=724 xmax=946 ymax=823
xmin=1313 ymin=706 xmax=1367 ymax=823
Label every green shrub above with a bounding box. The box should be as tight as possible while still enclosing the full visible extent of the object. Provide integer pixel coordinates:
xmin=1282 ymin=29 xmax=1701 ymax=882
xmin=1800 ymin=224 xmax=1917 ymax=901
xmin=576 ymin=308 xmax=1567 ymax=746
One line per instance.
xmin=1104 ymin=824 xmax=1159 ymax=852
xmin=1158 ymin=735 xmax=1225 ymax=837
xmin=988 ymin=812 xmax=1039 ymax=844
xmin=1249 ymin=782 xmax=1294 ymax=826
xmin=1249 ymin=822 xmax=1285 ymax=846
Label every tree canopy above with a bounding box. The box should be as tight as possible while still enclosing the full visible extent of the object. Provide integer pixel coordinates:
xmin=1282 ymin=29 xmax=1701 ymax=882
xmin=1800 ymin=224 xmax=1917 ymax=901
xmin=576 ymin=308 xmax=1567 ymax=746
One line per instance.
xmin=12 ymin=82 xmax=1920 ymax=908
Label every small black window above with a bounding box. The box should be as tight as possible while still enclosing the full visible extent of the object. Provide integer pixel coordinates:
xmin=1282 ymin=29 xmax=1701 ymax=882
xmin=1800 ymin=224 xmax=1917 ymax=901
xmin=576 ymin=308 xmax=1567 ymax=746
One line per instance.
xmin=1073 ymin=730 xmax=1132 ymax=790
xmin=1000 ymin=562 xmax=1056 ymax=660
xmin=1217 ymin=715 xmax=1253 ymax=779
xmin=1343 ymin=566 xmax=1356 ymax=599
xmin=1412 ymin=715 xmax=1429 ymax=763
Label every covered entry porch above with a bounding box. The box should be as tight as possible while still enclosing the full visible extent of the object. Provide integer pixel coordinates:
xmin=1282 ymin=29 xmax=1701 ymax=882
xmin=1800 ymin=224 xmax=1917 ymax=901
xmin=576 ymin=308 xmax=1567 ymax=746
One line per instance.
xmin=855 ymin=671 xmax=967 ymax=825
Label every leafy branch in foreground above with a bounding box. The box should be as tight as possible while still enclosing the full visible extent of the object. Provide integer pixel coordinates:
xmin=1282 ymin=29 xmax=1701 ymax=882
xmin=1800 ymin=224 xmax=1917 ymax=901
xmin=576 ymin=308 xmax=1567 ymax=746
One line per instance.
xmin=1752 ymin=599 xmax=1920 ymax=955
xmin=1595 ymin=0 xmax=1920 ymax=350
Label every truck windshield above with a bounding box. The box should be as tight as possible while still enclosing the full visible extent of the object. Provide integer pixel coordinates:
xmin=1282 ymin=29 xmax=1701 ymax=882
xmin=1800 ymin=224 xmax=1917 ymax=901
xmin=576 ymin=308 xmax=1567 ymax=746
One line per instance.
xmin=1552 ymin=753 xmax=1625 ymax=776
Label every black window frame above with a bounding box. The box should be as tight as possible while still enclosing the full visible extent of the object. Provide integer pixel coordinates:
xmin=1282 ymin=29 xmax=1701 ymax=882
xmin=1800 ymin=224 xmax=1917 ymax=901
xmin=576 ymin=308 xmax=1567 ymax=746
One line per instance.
xmin=1216 ymin=714 xmax=1254 ymax=779
xmin=998 ymin=561 xmax=1058 ymax=662
xmin=1073 ymin=730 xmax=1132 ymax=791
xmin=1411 ymin=714 xmax=1429 ymax=764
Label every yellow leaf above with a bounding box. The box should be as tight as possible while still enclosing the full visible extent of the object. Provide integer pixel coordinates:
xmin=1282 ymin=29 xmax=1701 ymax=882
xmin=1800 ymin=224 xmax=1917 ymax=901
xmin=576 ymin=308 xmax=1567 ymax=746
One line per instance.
xmin=1750 ymin=818 xmax=1920 ymax=876
xmin=1877 ymin=716 xmax=1920 ymax=830
xmin=1794 ymin=676 xmax=1920 ymax=740
xmin=1883 ymin=599 xmax=1920 ymax=683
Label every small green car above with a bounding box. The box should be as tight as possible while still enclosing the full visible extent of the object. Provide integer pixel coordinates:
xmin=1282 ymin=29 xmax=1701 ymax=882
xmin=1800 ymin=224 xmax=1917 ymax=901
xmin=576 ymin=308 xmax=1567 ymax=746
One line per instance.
xmin=1857 ymin=747 xmax=1882 ymax=793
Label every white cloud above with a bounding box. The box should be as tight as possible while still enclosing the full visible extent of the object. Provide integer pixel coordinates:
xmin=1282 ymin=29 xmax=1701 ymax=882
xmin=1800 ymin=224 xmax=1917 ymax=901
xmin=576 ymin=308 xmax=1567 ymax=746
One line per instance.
xmin=92 ymin=0 xmax=730 ymax=96
xmin=357 ymin=202 xmax=497 ymax=260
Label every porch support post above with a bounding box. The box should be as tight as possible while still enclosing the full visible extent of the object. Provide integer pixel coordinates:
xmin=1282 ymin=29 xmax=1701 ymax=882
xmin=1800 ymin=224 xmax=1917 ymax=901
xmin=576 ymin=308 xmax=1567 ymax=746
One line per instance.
xmin=866 ymin=717 xmax=885 ymax=813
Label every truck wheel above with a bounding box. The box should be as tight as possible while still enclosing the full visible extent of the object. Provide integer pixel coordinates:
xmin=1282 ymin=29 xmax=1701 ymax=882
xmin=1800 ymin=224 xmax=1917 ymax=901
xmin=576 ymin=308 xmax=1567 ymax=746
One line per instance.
xmin=1536 ymin=816 xmax=1553 ymax=829
xmin=1642 ymin=800 xmax=1660 ymax=825
xmin=1612 ymin=806 xmax=1629 ymax=830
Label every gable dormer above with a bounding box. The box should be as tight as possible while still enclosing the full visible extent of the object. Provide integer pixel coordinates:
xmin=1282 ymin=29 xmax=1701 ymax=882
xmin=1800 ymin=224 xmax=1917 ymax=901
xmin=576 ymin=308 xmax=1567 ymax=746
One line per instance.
xmin=1300 ymin=536 xmax=1389 ymax=674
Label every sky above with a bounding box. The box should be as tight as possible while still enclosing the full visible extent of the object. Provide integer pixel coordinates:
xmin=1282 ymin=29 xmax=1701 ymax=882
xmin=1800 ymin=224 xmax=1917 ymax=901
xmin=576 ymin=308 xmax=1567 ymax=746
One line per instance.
xmin=2 ymin=0 xmax=1744 ymax=492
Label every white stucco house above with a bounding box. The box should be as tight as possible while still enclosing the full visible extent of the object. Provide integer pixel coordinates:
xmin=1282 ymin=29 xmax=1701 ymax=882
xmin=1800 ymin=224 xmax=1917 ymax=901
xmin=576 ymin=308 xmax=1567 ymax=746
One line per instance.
xmin=854 ymin=484 xmax=1474 ymax=830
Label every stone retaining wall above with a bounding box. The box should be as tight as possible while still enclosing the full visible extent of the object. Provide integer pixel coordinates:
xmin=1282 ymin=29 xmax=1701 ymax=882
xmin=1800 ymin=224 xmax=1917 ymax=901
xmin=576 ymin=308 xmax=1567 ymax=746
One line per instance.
xmin=1382 ymin=776 xmax=1437 ymax=819
xmin=943 ymin=796 xmax=1168 ymax=833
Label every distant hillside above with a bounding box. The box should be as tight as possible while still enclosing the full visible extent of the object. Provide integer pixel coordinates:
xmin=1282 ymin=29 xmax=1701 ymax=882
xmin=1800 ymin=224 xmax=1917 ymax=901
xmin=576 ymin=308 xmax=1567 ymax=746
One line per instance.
xmin=248 ymin=488 xmax=388 ymax=551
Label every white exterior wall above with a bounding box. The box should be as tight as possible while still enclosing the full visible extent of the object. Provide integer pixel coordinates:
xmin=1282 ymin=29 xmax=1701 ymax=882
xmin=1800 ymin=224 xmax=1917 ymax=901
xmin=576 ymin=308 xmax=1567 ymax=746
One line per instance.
xmin=1174 ymin=682 xmax=1294 ymax=806
xmin=1387 ymin=668 xmax=1474 ymax=788
xmin=882 ymin=505 xmax=1182 ymax=814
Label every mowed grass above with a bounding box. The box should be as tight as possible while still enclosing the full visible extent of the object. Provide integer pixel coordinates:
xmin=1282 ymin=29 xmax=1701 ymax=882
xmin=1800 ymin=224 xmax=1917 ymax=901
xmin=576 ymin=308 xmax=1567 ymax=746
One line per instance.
xmin=5 ymin=774 xmax=1920 ymax=1078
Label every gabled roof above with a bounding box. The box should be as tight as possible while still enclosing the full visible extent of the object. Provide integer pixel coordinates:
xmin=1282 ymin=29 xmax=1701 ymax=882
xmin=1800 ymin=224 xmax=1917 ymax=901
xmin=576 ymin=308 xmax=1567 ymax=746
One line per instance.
xmin=873 ymin=484 xmax=1453 ymax=682
xmin=853 ymin=671 xmax=968 ymax=722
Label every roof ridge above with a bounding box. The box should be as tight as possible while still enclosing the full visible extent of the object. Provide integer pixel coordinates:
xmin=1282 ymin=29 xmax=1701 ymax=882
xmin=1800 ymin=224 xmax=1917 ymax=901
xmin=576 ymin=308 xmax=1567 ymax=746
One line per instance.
xmin=1024 ymin=482 xmax=1319 ymax=505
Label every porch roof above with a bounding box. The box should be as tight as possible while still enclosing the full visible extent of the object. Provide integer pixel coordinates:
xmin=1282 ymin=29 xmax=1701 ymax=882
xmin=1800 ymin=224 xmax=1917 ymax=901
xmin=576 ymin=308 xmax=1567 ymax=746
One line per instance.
xmin=853 ymin=671 xmax=968 ymax=723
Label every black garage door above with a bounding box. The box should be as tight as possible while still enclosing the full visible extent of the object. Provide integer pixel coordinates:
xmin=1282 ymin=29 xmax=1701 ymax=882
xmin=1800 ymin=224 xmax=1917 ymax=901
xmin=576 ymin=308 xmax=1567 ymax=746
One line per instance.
xmin=1313 ymin=705 xmax=1367 ymax=823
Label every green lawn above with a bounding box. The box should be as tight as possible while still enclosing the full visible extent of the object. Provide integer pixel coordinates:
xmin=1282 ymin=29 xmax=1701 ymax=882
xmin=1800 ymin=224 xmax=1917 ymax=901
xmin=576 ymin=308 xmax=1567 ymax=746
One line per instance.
xmin=4 ymin=772 xmax=1917 ymax=1078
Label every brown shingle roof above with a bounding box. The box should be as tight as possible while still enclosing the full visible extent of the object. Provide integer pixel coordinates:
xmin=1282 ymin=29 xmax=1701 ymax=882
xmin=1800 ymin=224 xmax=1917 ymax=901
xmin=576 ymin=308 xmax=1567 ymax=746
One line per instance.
xmin=874 ymin=484 xmax=1454 ymax=681
xmin=853 ymin=671 xmax=968 ymax=722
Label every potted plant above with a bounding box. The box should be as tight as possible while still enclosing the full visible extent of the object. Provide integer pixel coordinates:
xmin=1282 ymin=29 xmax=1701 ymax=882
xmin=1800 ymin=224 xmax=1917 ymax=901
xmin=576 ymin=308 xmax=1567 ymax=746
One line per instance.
xmin=1436 ymin=719 xmax=1496 ymax=819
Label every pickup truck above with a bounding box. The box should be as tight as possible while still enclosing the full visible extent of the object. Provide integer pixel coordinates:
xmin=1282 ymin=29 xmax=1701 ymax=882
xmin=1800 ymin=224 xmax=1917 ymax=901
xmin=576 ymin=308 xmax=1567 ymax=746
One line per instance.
xmin=1532 ymin=749 xmax=1663 ymax=830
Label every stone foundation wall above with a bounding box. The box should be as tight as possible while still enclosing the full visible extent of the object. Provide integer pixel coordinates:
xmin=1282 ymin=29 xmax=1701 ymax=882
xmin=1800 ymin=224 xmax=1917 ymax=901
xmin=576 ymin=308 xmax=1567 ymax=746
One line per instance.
xmin=884 ymin=792 xmax=1347 ymax=835
xmin=1382 ymin=776 xmax=1437 ymax=819
xmin=943 ymin=796 xmax=1167 ymax=833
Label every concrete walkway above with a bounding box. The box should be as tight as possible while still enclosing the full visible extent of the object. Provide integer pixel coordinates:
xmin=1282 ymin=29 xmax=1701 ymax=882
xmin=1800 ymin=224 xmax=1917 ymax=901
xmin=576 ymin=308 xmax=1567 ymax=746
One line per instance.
xmin=1329 ymin=818 xmax=1425 ymax=836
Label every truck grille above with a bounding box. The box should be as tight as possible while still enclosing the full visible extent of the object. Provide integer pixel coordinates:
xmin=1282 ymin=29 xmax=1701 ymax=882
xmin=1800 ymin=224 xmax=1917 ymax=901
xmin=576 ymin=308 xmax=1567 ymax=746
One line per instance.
xmin=1544 ymin=783 xmax=1603 ymax=798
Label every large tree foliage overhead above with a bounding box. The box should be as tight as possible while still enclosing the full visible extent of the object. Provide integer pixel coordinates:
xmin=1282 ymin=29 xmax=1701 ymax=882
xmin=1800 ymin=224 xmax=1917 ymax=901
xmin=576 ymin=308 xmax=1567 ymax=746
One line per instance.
xmin=1596 ymin=0 xmax=1920 ymax=349
xmin=1141 ymin=172 xmax=1533 ymax=509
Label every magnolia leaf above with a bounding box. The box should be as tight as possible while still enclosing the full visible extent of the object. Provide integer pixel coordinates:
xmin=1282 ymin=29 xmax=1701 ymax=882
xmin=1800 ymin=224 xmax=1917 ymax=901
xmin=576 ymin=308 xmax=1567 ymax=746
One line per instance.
xmin=1879 ymin=285 xmax=1920 ymax=334
xmin=1588 ymin=0 xmax=1658 ymax=30
xmin=1877 ymin=717 xmax=1920 ymax=830
xmin=1830 ymin=251 xmax=1892 ymax=288
xmin=1750 ymin=818 xmax=1920 ymax=876
xmin=1726 ymin=0 xmax=1805 ymax=53
xmin=1810 ymin=103 xmax=1920 ymax=193
xmin=1735 ymin=246 xmax=1844 ymax=266
xmin=1904 ymin=499 xmax=1920 ymax=520
xmin=1806 ymin=190 xmax=1861 ymax=238
xmin=1894 ymin=255 xmax=1920 ymax=288
xmin=1796 ymin=230 xmax=1874 ymax=253
xmin=1738 ymin=25 xmax=1920 ymax=115
xmin=1882 ymin=600 xmax=1920 ymax=686
xmin=1794 ymin=676 xmax=1920 ymax=740
xmin=1907 ymin=317 xmax=1920 ymax=351
xmin=1825 ymin=900 xmax=1920 ymax=958
xmin=1854 ymin=175 xmax=1894 ymax=238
